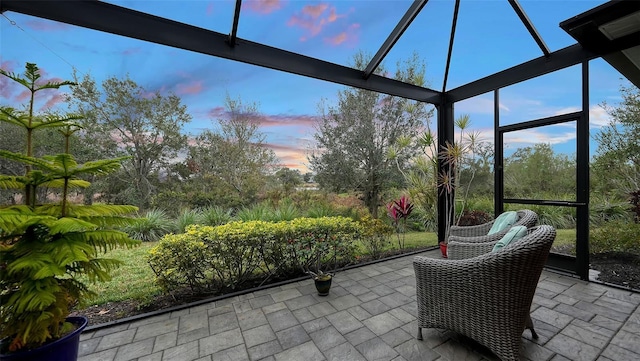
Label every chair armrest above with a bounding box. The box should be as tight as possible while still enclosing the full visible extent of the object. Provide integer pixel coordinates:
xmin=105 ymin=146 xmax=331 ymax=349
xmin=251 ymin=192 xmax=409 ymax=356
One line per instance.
xmin=447 ymin=240 xmax=496 ymax=260
xmin=516 ymin=210 xmax=538 ymax=228
xmin=448 ymin=221 xmax=494 ymax=238
xmin=448 ymin=230 xmax=507 ymax=244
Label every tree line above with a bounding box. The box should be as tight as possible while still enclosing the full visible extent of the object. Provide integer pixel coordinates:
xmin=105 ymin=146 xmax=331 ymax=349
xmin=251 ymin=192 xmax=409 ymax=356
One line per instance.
xmin=1 ymin=58 xmax=638 ymax=222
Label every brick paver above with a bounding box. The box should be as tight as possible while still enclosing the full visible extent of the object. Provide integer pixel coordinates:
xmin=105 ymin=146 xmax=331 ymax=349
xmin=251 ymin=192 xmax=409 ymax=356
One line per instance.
xmin=78 ymin=250 xmax=640 ymax=361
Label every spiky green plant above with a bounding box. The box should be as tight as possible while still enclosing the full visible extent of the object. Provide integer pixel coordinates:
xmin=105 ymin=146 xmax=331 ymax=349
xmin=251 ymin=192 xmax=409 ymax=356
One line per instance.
xmin=125 ymin=209 xmax=173 ymax=242
xmin=272 ymin=203 xmax=301 ymax=222
xmin=0 ymin=63 xmax=139 ymax=353
xmin=199 ymin=205 xmax=233 ymax=226
xmin=306 ymin=203 xmax=336 ymax=218
xmin=236 ymin=203 xmax=273 ymax=222
xmin=174 ymin=208 xmax=203 ymax=233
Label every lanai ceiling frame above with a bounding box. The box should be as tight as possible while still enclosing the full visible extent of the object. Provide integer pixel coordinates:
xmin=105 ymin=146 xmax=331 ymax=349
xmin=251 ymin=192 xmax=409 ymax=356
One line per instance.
xmin=1 ymin=0 xmax=602 ymax=106
xmin=3 ymin=0 xmax=640 ymax=280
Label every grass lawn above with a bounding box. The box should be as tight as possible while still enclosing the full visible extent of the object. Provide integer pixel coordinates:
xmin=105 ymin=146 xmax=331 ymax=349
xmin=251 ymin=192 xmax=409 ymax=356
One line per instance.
xmin=387 ymin=231 xmax=439 ymax=249
xmin=79 ymin=242 xmax=161 ymax=308
xmin=79 ymin=229 xmax=576 ymax=307
xmin=555 ymin=229 xmax=576 ymax=247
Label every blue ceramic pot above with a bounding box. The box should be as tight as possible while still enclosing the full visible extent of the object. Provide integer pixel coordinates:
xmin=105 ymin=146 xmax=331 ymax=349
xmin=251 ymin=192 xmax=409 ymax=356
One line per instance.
xmin=0 ymin=316 xmax=88 ymax=361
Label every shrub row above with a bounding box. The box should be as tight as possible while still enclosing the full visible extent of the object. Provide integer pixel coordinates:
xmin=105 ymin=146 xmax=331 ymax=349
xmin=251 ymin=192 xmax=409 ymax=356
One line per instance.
xmin=147 ymin=217 xmax=361 ymax=293
xmin=590 ymin=220 xmax=640 ymax=255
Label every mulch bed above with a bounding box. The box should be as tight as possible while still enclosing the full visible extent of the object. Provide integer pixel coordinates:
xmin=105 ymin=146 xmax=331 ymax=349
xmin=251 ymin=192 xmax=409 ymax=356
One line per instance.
xmin=72 ymin=249 xmax=640 ymax=327
xmin=590 ymin=252 xmax=640 ymax=290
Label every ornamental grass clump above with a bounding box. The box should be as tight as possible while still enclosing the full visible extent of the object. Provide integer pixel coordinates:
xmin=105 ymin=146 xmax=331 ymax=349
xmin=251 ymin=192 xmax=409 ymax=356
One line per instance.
xmin=125 ymin=208 xmax=173 ymax=242
xmin=0 ymin=63 xmax=139 ymax=354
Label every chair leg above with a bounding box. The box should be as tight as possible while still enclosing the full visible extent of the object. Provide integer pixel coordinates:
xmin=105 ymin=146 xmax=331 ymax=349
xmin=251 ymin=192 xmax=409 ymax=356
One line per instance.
xmin=417 ymin=327 xmax=423 ymax=340
xmin=526 ymin=315 xmax=538 ymax=339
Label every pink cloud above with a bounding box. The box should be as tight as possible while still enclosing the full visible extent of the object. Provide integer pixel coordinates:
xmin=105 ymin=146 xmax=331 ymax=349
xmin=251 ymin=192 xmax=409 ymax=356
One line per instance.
xmin=207 ymin=106 xmax=227 ymax=118
xmin=325 ymin=23 xmax=360 ymax=46
xmin=1 ymin=60 xmax=17 ymax=72
xmin=0 ymin=77 xmax=14 ymax=99
xmin=244 ymin=0 xmax=283 ymax=14
xmin=142 ymin=83 xmax=172 ymax=98
xmin=263 ymin=143 xmax=310 ymax=172
xmin=16 ymin=90 xmax=31 ymax=102
xmin=288 ymin=3 xmax=348 ymax=41
xmin=41 ymin=93 xmax=66 ymax=110
xmin=0 ymin=65 xmax=18 ymax=98
xmin=302 ymin=4 xmax=328 ymax=18
xmin=256 ymin=114 xmax=319 ymax=127
xmin=265 ymin=143 xmax=301 ymax=152
xmin=327 ymin=32 xmax=347 ymax=45
xmin=206 ymin=108 xmax=318 ymax=127
xmin=176 ymin=80 xmax=204 ymax=95
xmin=24 ymin=19 xmax=69 ymax=31
xmin=206 ymin=2 xmax=215 ymax=16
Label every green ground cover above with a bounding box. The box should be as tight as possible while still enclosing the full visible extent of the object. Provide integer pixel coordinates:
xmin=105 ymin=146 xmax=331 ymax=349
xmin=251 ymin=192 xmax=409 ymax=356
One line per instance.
xmin=78 ymin=242 xmax=161 ymax=307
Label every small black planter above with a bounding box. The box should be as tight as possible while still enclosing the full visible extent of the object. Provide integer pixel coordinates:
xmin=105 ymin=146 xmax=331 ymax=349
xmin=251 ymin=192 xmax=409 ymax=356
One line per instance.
xmin=314 ymin=276 xmax=332 ymax=296
xmin=0 ymin=316 xmax=88 ymax=361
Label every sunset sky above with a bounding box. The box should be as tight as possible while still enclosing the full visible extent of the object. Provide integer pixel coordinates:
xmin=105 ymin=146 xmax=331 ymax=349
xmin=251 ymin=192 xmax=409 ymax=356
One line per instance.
xmin=0 ymin=0 xmax=633 ymax=172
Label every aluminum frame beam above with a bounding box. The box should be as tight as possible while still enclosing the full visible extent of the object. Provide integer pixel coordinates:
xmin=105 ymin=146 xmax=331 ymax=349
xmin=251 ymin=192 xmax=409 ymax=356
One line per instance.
xmin=441 ymin=0 xmax=460 ymax=92
xmin=363 ymin=0 xmax=428 ymax=79
xmin=508 ymin=0 xmax=550 ymax=57
xmin=446 ymin=44 xmax=597 ymax=103
xmin=1 ymin=0 xmax=441 ymax=104
xmin=228 ymin=0 xmax=242 ymax=47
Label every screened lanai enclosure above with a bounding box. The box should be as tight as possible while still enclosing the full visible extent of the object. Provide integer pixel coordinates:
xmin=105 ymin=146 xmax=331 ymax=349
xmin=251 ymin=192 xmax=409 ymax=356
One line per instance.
xmin=3 ymin=0 xmax=640 ymax=281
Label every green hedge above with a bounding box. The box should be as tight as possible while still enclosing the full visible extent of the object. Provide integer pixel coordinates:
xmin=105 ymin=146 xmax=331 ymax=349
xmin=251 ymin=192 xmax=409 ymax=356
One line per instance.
xmin=147 ymin=217 xmax=360 ymax=292
xmin=590 ymin=220 xmax=640 ymax=255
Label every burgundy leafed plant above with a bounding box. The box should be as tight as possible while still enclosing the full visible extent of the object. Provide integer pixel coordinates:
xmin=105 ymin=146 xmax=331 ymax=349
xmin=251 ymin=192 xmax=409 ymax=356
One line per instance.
xmin=387 ymin=195 xmax=414 ymax=250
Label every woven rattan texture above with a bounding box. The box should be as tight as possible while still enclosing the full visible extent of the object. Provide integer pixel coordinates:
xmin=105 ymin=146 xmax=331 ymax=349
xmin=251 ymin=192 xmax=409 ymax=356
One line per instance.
xmin=447 ymin=209 xmax=538 ymax=260
xmin=413 ymin=224 xmax=556 ymax=361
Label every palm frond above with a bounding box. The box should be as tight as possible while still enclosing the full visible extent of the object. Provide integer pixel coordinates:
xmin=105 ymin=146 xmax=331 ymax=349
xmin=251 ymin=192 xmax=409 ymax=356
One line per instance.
xmin=32 ymin=204 xmax=138 ymax=227
xmin=6 ymin=253 xmax=64 ymax=279
xmin=65 ymin=204 xmax=138 ymax=217
xmin=6 ymin=279 xmax=60 ymax=314
xmin=0 ymin=175 xmax=28 ymax=189
xmin=32 ymin=115 xmax=83 ymax=130
xmin=0 ymin=208 xmax=55 ymax=235
xmin=45 ymin=235 xmax=95 ymax=267
xmin=0 ymin=107 xmax=28 ymax=128
xmin=40 ymin=179 xmax=91 ymax=189
xmin=0 ymin=151 xmax=52 ymax=170
xmin=47 ymin=217 xmax=98 ymax=235
xmin=70 ymin=258 xmax=123 ymax=283
xmin=0 ymin=68 xmax=32 ymax=89
xmin=78 ymin=157 xmax=130 ymax=175
xmin=34 ymin=80 xmax=77 ymax=92
xmin=82 ymin=229 xmax=139 ymax=253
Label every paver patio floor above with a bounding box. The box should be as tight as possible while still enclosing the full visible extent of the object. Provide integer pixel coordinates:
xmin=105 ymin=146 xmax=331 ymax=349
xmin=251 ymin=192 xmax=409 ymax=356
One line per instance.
xmin=78 ymin=249 xmax=640 ymax=361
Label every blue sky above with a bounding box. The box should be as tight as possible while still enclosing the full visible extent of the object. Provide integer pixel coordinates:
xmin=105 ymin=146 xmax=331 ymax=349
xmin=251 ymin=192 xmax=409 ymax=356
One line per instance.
xmin=0 ymin=0 xmax=632 ymax=171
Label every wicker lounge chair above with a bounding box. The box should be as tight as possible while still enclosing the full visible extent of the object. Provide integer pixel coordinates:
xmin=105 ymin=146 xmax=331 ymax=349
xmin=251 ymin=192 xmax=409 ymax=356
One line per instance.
xmin=413 ymin=225 xmax=556 ymax=361
xmin=447 ymin=209 xmax=538 ymax=260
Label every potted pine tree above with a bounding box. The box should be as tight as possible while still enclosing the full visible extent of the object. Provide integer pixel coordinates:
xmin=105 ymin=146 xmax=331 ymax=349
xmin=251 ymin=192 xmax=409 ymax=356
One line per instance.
xmin=0 ymin=63 xmax=139 ymax=360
